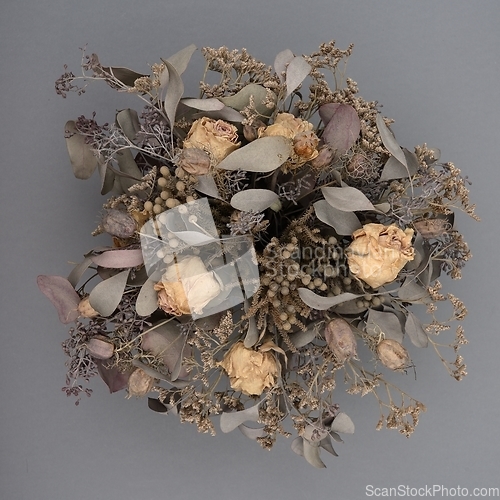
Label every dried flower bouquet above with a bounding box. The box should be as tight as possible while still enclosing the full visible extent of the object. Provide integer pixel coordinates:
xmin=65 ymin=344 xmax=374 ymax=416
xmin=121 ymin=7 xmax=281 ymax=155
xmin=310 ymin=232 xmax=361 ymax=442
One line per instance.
xmin=38 ymin=41 xmax=477 ymax=468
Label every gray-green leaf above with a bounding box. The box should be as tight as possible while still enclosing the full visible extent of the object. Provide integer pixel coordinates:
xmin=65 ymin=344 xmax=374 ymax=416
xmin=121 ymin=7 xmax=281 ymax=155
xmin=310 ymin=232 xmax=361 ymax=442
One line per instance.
xmin=89 ymin=269 xmax=130 ymax=316
xmin=366 ymin=309 xmax=404 ymax=343
xmin=219 ymin=83 xmax=275 ymax=117
xmin=286 ymin=56 xmax=311 ymax=97
xmin=166 ymin=44 xmax=196 ymax=75
xmin=321 ymin=186 xmax=376 ymax=212
xmin=162 ymin=60 xmax=184 ymax=127
xmin=64 ymin=121 xmax=98 ymax=179
xmin=405 ymin=311 xmax=428 ymax=348
xmin=116 ymin=109 xmax=140 ymax=141
xmin=314 ymin=200 xmax=361 ymax=235
xmin=376 ymin=113 xmax=407 ymax=167
xmin=298 ymin=288 xmax=360 ymax=310
xmin=231 ymin=189 xmax=279 ymax=212
xmin=330 ymin=412 xmax=355 ymax=434
xmin=220 ymin=401 xmax=261 ymax=433
xmin=136 ymin=278 xmax=159 ymax=317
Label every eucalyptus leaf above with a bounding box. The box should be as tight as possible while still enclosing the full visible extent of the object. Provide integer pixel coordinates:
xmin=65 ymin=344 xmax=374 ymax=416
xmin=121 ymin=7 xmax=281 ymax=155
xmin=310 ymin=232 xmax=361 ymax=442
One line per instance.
xmin=398 ymin=277 xmax=430 ymax=302
xmin=64 ymin=120 xmax=98 ymax=180
xmin=91 ymin=249 xmax=143 ymax=269
xmin=291 ymin=436 xmax=304 ymax=456
xmin=220 ymin=83 xmax=275 ymax=117
xmin=116 ymin=109 xmax=140 ymax=141
xmin=285 ymin=56 xmax=311 ymax=97
xmin=330 ymin=412 xmax=355 ymax=434
xmin=303 ymin=424 xmax=329 ymax=443
xmin=321 ymin=104 xmax=360 ymax=153
xmin=405 ymin=311 xmax=429 ymax=348
xmin=366 ymin=309 xmax=404 ymax=343
xmin=376 ymin=113 xmax=407 ymax=167
xmin=99 ymin=162 xmax=115 ymax=195
xmin=200 ymin=106 xmax=245 ymax=123
xmin=180 ymin=98 xmax=224 ymax=111
xmin=95 ymin=359 xmax=131 ymax=393
xmin=116 ymin=148 xmax=142 ymax=192
xmin=136 ymin=278 xmax=159 ymax=317
xmin=217 ymin=136 xmax=292 ymax=172
xmin=244 ymin=315 xmax=259 ymax=348
xmin=231 ymin=189 xmax=279 ymax=212
xmin=103 ymin=66 xmax=146 ymax=87
xmin=67 ymin=257 xmax=93 ymax=288
xmin=289 ymin=325 xmax=317 ymax=348
xmin=37 ymin=275 xmax=80 ymax=324
xmin=298 ymin=288 xmax=360 ymax=310
xmin=148 ymin=398 xmax=168 ymax=413
xmin=89 ymin=269 xmax=130 ymax=316
xmin=314 ymin=200 xmax=361 ymax=235
xmin=162 ymin=60 xmax=184 ymax=127
xmin=238 ymin=424 xmax=267 ymax=441
xmin=220 ymin=401 xmax=261 ymax=433
xmin=196 ymin=175 xmax=222 ymax=199
xmin=321 ymin=186 xmax=376 ymax=212
xmin=170 ymin=230 xmax=216 ymax=246
xmin=303 ymin=440 xmax=326 ymax=469
xmin=170 ymin=334 xmax=188 ymax=382
xmin=380 ymin=148 xmax=419 ymax=181
xmin=320 ymin=436 xmax=338 ymax=457
xmin=166 ymin=44 xmax=197 ymax=75
xmin=332 ymin=299 xmax=368 ymax=315
xmin=274 ymin=49 xmax=294 ymax=81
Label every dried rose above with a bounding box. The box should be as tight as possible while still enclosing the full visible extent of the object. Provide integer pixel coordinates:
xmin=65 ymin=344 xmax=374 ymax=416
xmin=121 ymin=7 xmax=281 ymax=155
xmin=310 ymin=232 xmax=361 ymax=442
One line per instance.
xmin=154 ymin=255 xmax=220 ymax=316
xmin=346 ymin=223 xmax=415 ymax=289
xmin=177 ymin=147 xmax=211 ymax=176
xmin=101 ymin=209 xmax=137 ymax=239
xmin=127 ymin=368 xmax=155 ymax=397
xmin=376 ymin=339 xmax=410 ymax=370
xmin=219 ymin=341 xmax=279 ymax=396
xmin=293 ymin=131 xmax=319 ymax=162
xmin=310 ymin=145 xmax=334 ymax=169
xmin=183 ymin=117 xmax=240 ymax=164
xmin=259 ymin=113 xmax=314 ymax=140
xmin=324 ymin=318 xmax=357 ymax=363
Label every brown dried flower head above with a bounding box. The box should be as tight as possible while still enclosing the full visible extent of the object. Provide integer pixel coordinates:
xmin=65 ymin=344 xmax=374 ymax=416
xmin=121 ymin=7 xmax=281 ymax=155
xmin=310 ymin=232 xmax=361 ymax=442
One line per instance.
xmin=219 ymin=341 xmax=279 ymax=396
xmin=293 ymin=131 xmax=320 ymax=162
xmin=154 ymin=255 xmax=220 ymax=316
xmin=376 ymin=339 xmax=410 ymax=370
xmin=177 ymin=147 xmax=211 ymax=176
xmin=127 ymin=368 xmax=155 ymax=397
xmin=310 ymin=145 xmax=334 ymax=169
xmin=183 ymin=117 xmax=240 ymax=164
xmin=324 ymin=318 xmax=357 ymax=363
xmin=77 ymin=296 xmax=99 ymax=318
xmin=346 ymin=223 xmax=415 ymax=288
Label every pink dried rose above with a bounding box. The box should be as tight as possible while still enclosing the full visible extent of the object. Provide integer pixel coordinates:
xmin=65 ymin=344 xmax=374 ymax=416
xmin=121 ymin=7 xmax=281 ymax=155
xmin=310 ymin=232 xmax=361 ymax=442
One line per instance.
xmin=219 ymin=341 xmax=280 ymax=396
xmin=346 ymin=223 xmax=415 ymax=289
xmin=183 ymin=117 xmax=240 ymax=164
xmin=154 ymin=255 xmax=220 ymax=316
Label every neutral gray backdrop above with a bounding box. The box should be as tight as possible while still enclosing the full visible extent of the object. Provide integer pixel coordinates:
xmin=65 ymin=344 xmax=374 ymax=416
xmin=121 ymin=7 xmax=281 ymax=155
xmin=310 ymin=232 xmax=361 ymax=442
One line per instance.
xmin=1 ymin=1 xmax=499 ymax=499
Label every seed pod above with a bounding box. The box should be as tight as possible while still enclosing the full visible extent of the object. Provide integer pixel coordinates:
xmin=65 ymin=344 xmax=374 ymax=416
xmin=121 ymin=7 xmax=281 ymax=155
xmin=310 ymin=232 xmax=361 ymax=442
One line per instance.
xmin=243 ymin=119 xmax=266 ymax=142
xmin=346 ymin=153 xmax=373 ymax=179
xmin=86 ymin=336 xmax=114 ymax=360
xmin=324 ymin=318 xmax=357 ymax=362
xmin=127 ymin=368 xmax=155 ymax=398
xmin=376 ymin=339 xmax=409 ymax=370
xmin=77 ymin=296 xmax=99 ymax=318
xmin=310 ymin=145 xmax=334 ymax=169
xmin=414 ymin=219 xmax=450 ymax=239
xmin=102 ymin=209 xmax=137 ymax=239
xmin=177 ymin=147 xmax=211 ymax=176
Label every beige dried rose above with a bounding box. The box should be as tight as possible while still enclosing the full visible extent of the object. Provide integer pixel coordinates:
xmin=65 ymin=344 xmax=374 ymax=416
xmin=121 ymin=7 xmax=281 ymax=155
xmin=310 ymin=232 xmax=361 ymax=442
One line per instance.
xmin=177 ymin=147 xmax=211 ymax=176
xmin=219 ymin=341 xmax=279 ymax=396
xmin=258 ymin=112 xmax=314 ymax=140
xmin=183 ymin=117 xmax=240 ymax=164
xmin=154 ymin=255 xmax=220 ymax=316
xmin=346 ymin=223 xmax=415 ymax=289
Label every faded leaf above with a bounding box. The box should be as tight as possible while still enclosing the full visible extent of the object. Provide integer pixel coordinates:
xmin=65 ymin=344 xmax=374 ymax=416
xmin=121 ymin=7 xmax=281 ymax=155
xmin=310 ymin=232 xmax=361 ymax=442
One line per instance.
xmin=95 ymin=359 xmax=131 ymax=393
xmin=289 ymin=325 xmax=317 ymax=348
xmin=102 ymin=66 xmax=146 ymax=87
xmin=99 ymin=162 xmax=115 ymax=195
xmin=37 ymin=275 xmax=80 ymax=324
xmin=91 ymin=249 xmax=143 ymax=268
xmin=220 ymin=83 xmax=275 ymax=117
xmin=195 ymin=174 xmax=222 ymax=199
xmin=330 ymin=412 xmax=355 ymax=434
xmin=274 ymin=49 xmax=294 ymax=82
xmin=116 ymin=109 xmax=140 ymax=141
xmin=220 ymin=401 xmax=261 ymax=433
xmin=238 ymin=424 xmax=266 ymax=441
xmin=116 ymin=148 xmax=142 ymax=192
xmin=180 ymin=98 xmax=224 ymax=111
xmin=321 ymin=104 xmax=360 ymax=153
xmin=303 ymin=440 xmax=326 ymax=468
xmin=244 ymin=315 xmax=259 ymax=348
xmin=398 ymin=277 xmax=430 ymax=302
xmin=286 ymin=56 xmax=311 ymax=97
xmin=321 ymin=186 xmax=376 ymax=212
xmin=89 ymin=269 xmax=130 ymax=316
xmin=376 ymin=113 xmax=407 ymax=167
xmin=136 ymin=278 xmax=159 ymax=317
xmin=64 ymin=120 xmax=98 ymax=179
xmin=231 ymin=189 xmax=279 ymax=212
xmin=320 ymin=436 xmax=338 ymax=457
xmin=67 ymin=257 xmax=93 ymax=288
xmin=217 ymin=136 xmax=292 ymax=172
xmin=162 ymin=60 xmax=184 ymax=127
xmin=298 ymin=288 xmax=360 ymax=310
xmin=148 ymin=398 xmax=168 ymax=413
xmin=366 ymin=309 xmax=404 ymax=343
xmin=291 ymin=436 xmax=305 ymax=456
xmin=166 ymin=44 xmax=197 ymax=75
xmin=405 ymin=311 xmax=429 ymax=348
xmin=314 ymin=200 xmax=362 ymax=235
xmin=380 ymin=148 xmax=419 ymax=181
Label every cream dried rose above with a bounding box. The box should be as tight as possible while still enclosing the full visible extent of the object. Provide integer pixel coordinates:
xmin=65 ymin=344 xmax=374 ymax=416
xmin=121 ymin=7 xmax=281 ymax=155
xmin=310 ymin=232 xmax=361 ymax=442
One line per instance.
xmin=346 ymin=223 xmax=415 ymax=289
xmin=183 ymin=117 xmax=240 ymax=164
xmin=154 ymin=255 xmax=220 ymax=316
xmin=258 ymin=112 xmax=314 ymax=140
xmin=219 ymin=341 xmax=279 ymax=396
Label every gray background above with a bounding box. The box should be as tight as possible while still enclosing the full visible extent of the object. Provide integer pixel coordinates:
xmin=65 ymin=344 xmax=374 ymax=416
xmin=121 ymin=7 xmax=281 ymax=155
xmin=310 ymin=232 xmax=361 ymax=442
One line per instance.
xmin=1 ymin=1 xmax=499 ymax=499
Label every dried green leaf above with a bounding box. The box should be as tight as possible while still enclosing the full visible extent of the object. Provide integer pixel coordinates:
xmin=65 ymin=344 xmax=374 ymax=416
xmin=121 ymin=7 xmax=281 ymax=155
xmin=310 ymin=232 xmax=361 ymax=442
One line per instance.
xmin=220 ymin=83 xmax=275 ymax=117
xmin=398 ymin=277 xmax=430 ymax=302
xmin=102 ymin=66 xmax=146 ymax=87
xmin=289 ymin=325 xmax=317 ymax=348
xmin=231 ymin=189 xmax=279 ymax=212
xmin=330 ymin=412 xmax=355 ymax=434
xmin=303 ymin=440 xmax=326 ymax=468
xmin=180 ymin=98 xmax=224 ymax=111
xmin=37 ymin=275 xmax=80 ymax=324
xmin=195 ymin=174 xmax=222 ymax=199
xmin=366 ymin=309 xmax=404 ymax=343
xmin=136 ymin=278 xmax=159 ymax=317
xmin=91 ymin=249 xmax=143 ymax=268
xmin=274 ymin=49 xmax=294 ymax=82
xmin=217 ymin=136 xmax=292 ymax=172
xmin=405 ymin=311 xmax=429 ymax=348
xmin=99 ymin=163 xmax=115 ymax=195
xmin=298 ymin=288 xmax=360 ymax=310
xmin=291 ymin=436 xmax=305 ymax=456
xmin=64 ymin=120 xmax=98 ymax=179
xmin=116 ymin=108 xmax=140 ymax=141
xmin=286 ymin=56 xmax=311 ymax=97
xmin=243 ymin=315 xmax=259 ymax=348
xmin=238 ymin=424 xmax=266 ymax=441
xmin=67 ymin=257 xmax=93 ymax=288
xmin=320 ymin=436 xmax=338 ymax=457
xmin=89 ymin=269 xmax=130 ymax=317
xmin=321 ymin=104 xmax=361 ymax=153
xmin=166 ymin=44 xmax=197 ymax=75
xmin=162 ymin=60 xmax=184 ymax=127
xmin=148 ymin=398 xmax=168 ymax=413
xmin=321 ymin=186 xmax=376 ymax=212
xmin=314 ymin=200 xmax=361 ymax=235
xmin=220 ymin=401 xmax=261 ymax=433
xmin=380 ymin=148 xmax=419 ymax=181
xmin=376 ymin=113 xmax=407 ymax=167
xmin=116 ymin=148 xmax=142 ymax=192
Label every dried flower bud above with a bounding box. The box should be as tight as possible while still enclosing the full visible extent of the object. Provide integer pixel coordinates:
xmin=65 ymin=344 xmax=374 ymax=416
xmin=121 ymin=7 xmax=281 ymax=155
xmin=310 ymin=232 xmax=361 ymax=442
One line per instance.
xmin=293 ymin=131 xmax=319 ymax=162
xmin=310 ymin=145 xmax=334 ymax=169
xmin=86 ymin=335 xmax=114 ymax=360
xmin=324 ymin=318 xmax=357 ymax=362
xmin=376 ymin=339 xmax=410 ymax=370
xmin=346 ymin=153 xmax=373 ymax=179
xmin=177 ymin=147 xmax=211 ymax=176
xmin=77 ymin=296 xmax=99 ymax=318
xmin=101 ymin=209 xmax=137 ymax=239
xmin=127 ymin=368 xmax=155 ymax=397
xmin=413 ymin=219 xmax=451 ymax=239
xmin=243 ymin=119 xmax=266 ymax=142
